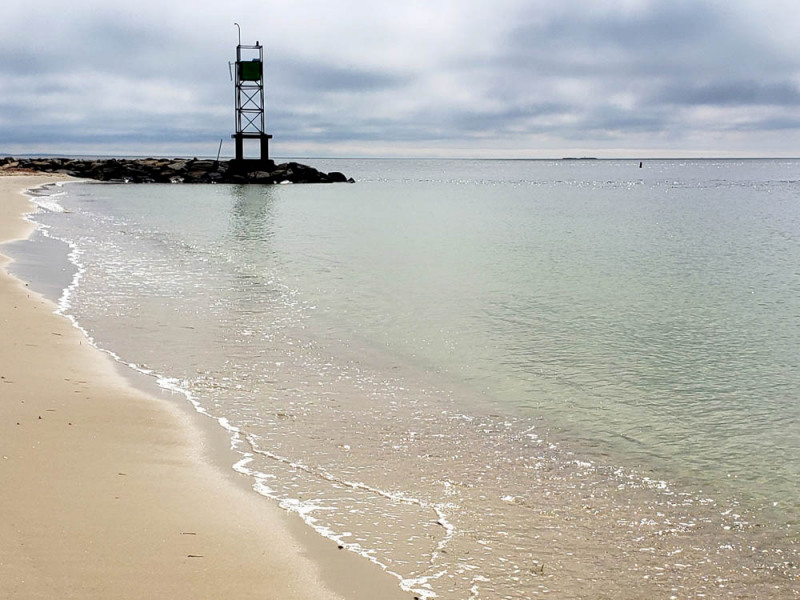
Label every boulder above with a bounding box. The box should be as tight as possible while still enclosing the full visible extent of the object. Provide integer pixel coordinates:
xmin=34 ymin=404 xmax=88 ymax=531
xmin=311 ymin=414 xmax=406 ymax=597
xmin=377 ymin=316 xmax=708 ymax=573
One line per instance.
xmin=327 ymin=171 xmax=349 ymax=183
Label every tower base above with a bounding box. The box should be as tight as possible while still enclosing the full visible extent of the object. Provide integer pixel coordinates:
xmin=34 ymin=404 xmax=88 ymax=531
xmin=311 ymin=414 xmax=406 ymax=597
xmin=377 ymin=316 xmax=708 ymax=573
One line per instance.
xmin=232 ymin=132 xmax=273 ymax=166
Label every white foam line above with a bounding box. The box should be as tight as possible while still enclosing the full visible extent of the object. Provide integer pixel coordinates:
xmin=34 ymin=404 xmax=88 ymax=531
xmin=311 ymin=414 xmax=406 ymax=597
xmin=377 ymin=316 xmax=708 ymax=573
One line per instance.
xmin=25 ymin=223 xmax=438 ymax=596
xmin=26 ymin=184 xmax=68 ymax=213
xmin=22 ymin=181 xmax=83 ymax=315
xmin=20 ymin=182 xmax=455 ymax=599
xmin=21 ymin=183 xmax=236 ymax=431
xmin=236 ymin=434 xmax=455 ymax=599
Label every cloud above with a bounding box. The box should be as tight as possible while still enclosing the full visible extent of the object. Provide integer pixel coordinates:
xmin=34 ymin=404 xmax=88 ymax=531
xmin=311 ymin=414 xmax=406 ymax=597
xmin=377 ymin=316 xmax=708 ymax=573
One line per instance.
xmin=657 ymin=81 xmax=800 ymax=106
xmin=272 ymin=58 xmax=411 ymax=93
xmin=2 ymin=0 xmax=800 ymax=157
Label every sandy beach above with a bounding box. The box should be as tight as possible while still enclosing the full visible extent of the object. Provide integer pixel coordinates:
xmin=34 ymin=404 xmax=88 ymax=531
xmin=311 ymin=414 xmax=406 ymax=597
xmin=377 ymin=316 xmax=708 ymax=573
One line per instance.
xmin=0 ymin=175 xmax=408 ymax=600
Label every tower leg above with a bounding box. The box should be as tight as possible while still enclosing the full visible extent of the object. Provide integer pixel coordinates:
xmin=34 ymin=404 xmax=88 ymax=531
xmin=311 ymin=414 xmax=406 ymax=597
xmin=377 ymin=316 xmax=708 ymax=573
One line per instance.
xmin=234 ymin=135 xmax=244 ymax=162
xmin=260 ymin=135 xmax=270 ymax=162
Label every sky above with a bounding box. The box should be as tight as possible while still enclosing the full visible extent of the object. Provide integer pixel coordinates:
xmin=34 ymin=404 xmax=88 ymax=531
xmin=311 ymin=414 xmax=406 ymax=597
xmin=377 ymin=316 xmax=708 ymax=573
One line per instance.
xmin=2 ymin=0 xmax=800 ymax=158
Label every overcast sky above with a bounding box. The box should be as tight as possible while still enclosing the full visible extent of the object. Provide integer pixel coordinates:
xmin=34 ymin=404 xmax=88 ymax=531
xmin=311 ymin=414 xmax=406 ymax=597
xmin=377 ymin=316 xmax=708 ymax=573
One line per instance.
xmin=2 ymin=0 xmax=800 ymax=158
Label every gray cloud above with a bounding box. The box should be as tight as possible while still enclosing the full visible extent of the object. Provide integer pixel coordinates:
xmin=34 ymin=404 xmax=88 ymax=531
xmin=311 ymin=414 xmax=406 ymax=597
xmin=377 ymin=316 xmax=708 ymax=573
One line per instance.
xmin=657 ymin=81 xmax=800 ymax=106
xmin=273 ymin=58 xmax=411 ymax=93
xmin=2 ymin=0 xmax=800 ymax=157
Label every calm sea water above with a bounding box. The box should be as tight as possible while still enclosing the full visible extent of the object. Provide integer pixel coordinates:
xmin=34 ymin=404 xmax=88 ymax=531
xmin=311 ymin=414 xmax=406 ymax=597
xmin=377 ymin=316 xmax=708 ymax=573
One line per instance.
xmin=26 ymin=159 xmax=800 ymax=598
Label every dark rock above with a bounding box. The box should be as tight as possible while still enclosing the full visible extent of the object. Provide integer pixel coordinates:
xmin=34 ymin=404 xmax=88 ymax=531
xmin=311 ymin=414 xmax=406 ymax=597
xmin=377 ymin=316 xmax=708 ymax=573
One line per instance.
xmin=1 ymin=157 xmax=352 ymax=185
xmin=327 ymin=171 xmax=348 ymax=183
xmin=249 ymin=171 xmax=274 ymax=184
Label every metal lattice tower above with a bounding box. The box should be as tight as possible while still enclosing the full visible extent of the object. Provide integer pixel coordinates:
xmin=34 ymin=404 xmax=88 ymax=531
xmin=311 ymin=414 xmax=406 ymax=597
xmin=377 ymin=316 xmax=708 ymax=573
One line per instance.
xmin=232 ymin=34 xmax=272 ymax=166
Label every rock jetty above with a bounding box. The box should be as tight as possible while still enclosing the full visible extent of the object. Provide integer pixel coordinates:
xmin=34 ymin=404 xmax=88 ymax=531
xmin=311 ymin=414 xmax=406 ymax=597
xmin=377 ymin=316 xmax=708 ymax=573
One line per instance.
xmin=0 ymin=157 xmax=354 ymax=185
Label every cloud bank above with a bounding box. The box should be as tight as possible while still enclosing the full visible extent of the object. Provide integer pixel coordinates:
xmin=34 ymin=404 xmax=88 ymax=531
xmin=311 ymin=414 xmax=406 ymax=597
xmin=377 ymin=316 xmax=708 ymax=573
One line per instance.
xmin=2 ymin=0 xmax=799 ymax=157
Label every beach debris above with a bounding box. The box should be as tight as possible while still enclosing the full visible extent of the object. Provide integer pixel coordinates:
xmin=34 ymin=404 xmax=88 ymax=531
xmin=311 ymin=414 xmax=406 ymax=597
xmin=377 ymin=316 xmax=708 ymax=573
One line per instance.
xmin=187 ymin=554 xmax=204 ymax=558
xmin=1 ymin=156 xmax=355 ymax=185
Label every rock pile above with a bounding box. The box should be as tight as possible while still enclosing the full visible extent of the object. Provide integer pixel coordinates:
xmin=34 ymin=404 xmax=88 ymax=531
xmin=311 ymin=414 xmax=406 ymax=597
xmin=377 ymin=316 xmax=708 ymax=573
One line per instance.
xmin=0 ymin=157 xmax=354 ymax=185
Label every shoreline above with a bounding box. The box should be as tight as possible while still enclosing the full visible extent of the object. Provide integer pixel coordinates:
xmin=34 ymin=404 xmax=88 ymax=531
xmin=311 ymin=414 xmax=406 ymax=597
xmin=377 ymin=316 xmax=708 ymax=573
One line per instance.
xmin=0 ymin=175 xmax=408 ymax=600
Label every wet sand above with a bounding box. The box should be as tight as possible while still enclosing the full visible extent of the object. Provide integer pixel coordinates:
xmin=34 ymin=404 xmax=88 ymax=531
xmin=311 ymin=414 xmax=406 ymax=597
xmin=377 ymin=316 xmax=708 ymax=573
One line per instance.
xmin=0 ymin=175 xmax=408 ymax=600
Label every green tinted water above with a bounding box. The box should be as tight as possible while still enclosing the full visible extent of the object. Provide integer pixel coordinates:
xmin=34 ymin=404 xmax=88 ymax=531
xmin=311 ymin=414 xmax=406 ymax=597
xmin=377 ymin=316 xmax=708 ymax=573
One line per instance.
xmin=31 ymin=159 xmax=800 ymax=598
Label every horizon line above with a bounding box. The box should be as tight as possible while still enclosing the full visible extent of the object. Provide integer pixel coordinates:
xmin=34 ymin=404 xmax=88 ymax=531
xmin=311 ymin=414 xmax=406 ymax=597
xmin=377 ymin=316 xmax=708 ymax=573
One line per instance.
xmin=4 ymin=152 xmax=800 ymax=162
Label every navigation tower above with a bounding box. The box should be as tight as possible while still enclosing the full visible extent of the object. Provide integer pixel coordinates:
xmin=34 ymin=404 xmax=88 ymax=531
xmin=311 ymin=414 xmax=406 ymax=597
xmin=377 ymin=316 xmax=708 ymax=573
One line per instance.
xmin=232 ymin=26 xmax=272 ymax=167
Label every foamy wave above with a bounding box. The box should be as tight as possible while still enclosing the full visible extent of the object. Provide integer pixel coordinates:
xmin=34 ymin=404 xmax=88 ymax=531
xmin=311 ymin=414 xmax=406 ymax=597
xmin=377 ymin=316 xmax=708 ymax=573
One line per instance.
xmin=231 ymin=432 xmax=454 ymax=600
xmin=32 ymin=195 xmax=66 ymax=213
xmin=27 ymin=181 xmax=69 ymax=213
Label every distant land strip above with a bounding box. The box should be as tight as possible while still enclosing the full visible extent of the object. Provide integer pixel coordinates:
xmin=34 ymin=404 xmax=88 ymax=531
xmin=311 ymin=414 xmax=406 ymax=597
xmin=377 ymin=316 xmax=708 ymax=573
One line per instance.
xmin=0 ymin=157 xmax=354 ymax=185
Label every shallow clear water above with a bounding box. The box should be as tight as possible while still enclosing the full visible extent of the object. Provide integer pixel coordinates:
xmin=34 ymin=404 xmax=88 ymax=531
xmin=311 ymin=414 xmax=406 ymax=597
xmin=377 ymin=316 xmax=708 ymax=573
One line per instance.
xmin=27 ymin=159 xmax=800 ymax=598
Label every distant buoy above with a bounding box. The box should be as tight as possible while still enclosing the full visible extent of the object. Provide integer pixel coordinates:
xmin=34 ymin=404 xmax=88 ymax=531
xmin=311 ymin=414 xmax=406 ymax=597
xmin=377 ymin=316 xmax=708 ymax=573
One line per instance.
xmin=639 ymin=161 xmax=643 ymax=168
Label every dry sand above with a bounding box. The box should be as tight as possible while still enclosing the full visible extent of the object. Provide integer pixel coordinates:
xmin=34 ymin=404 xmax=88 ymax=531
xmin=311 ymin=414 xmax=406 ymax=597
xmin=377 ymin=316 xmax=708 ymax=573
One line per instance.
xmin=0 ymin=175 xmax=409 ymax=600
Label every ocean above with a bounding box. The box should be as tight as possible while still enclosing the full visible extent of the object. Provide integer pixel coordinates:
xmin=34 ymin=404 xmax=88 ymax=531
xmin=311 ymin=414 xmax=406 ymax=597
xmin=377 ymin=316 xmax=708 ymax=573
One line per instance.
xmin=16 ymin=159 xmax=800 ymax=598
